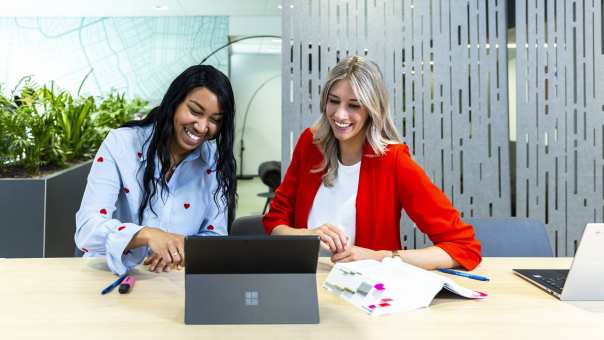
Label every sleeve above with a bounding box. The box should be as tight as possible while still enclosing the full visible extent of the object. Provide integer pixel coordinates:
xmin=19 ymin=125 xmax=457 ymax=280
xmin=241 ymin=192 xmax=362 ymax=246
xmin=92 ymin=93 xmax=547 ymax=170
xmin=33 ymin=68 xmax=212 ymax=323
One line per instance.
xmin=74 ymin=130 xmax=148 ymax=275
xmin=198 ymin=170 xmax=228 ymax=236
xmin=262 ymin=129 xmax=308 ymax=234
xmin=395 ymin=145 xmax=482 ymax=270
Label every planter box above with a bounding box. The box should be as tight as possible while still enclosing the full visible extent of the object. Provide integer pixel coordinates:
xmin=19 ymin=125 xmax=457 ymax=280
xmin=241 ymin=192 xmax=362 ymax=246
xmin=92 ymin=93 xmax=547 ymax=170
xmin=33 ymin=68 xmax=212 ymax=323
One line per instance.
xmin=0 ymin=160 xmax=92 ymax=258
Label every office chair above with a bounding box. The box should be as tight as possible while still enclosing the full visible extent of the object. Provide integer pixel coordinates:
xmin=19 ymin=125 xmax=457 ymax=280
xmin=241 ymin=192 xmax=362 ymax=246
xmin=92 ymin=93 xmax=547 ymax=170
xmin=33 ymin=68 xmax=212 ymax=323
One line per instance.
xmin=466 ymin=217 xmax=554 ymax=257
xmin=230 ymin=215 xmax=266 ymax=236
xmin=257 ymin=161 xmax=281 ymax=214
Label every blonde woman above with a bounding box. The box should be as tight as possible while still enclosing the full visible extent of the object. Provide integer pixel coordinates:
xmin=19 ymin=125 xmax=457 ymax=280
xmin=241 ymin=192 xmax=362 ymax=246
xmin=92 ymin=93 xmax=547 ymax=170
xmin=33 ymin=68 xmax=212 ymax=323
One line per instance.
xmin=263 ymin=56 xmax=481 ymax=270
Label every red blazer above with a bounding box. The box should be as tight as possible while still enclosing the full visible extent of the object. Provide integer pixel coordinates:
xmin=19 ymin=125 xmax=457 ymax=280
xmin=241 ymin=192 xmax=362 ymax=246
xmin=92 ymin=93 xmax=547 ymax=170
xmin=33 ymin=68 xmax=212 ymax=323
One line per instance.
xmin=263 ymin=128 xmax=482 ymax=270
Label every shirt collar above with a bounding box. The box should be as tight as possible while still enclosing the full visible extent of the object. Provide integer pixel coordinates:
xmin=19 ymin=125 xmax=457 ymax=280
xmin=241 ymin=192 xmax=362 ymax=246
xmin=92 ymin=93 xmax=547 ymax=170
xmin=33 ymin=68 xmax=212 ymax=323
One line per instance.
xmin=137 ymin=125 xmax=212 ymax=167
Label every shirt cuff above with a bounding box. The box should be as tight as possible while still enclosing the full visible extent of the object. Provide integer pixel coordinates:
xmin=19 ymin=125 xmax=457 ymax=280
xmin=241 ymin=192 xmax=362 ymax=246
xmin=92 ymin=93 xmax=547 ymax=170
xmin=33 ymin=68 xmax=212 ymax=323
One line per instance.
xmin=105 ymin=223 xmax=147 ymax=275
xmin=196 ymin=229 xmax=225 ymax=237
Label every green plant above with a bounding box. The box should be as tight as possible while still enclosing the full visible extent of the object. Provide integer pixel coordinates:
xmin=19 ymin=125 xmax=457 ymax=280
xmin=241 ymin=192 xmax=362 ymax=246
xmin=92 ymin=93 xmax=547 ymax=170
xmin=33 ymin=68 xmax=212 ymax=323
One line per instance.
xmin=42 ymin=85 xmax=98 ymax=161
xmin=0 ymin=86 xmax=13 ymax=164
xmin=93 ymin=90 xmax=148 ymax=147
xmin=0 ymin=75 xmax=148 ymax=177
xmin=1 ymin=81 xmax=65 ymax=171
xmin=0 ymin=85 xmax=13 ymax=111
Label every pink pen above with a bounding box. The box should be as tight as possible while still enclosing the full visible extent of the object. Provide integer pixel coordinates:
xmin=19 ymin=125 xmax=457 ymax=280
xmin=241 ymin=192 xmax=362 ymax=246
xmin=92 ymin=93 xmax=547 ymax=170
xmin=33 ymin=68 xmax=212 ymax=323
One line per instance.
xmin=118 ymin=276 xmax=136 ymax=294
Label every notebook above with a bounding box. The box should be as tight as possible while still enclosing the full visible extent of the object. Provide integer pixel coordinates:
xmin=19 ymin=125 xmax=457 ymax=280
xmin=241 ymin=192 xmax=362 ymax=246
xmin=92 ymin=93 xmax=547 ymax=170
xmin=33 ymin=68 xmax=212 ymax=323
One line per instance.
xmin=513 ymin=223 xmax=604 ymax=300
xmin=323 ymin=257 xmax=488 ymax=316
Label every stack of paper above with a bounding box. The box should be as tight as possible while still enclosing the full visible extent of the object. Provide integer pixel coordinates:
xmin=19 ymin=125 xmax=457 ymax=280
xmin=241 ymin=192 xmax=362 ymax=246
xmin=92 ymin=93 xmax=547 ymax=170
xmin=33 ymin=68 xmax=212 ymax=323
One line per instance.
xmin=323 ymin=257 xmax=487 ymax=316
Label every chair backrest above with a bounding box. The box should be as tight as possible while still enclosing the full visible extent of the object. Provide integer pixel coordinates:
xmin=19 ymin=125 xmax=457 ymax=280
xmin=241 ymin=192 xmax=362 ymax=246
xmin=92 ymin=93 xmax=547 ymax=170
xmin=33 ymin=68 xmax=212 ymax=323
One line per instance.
xmin=258 ymin=161 xmax=281 ymax=191
xmin=466 ymin=217 xmax=554 ymax=257
xmin=230 ymin=215 xmax=266 ymax=236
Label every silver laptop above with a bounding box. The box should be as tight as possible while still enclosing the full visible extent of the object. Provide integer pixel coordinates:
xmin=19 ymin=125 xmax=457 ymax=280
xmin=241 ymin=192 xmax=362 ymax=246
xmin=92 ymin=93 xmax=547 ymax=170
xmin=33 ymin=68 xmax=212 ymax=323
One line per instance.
xmin=184 ymin=235 xmax=320 ymax=324
xmin=513 ymin=223 xmax=604 ymax=300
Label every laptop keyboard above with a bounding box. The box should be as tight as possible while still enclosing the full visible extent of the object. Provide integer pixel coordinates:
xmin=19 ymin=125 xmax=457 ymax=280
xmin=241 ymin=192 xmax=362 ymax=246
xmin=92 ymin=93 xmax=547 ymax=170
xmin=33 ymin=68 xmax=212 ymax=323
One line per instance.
xmin=516 ymin=269 xmax=570 ymax=294
xmin=538 ymin=270 xmax=568 ymax=290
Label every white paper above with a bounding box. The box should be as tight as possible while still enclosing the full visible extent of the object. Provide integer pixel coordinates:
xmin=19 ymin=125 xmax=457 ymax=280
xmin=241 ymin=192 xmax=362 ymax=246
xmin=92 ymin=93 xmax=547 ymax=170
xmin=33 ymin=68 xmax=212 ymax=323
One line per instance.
xmin=323 ymin=258 xmax=487 ymax=316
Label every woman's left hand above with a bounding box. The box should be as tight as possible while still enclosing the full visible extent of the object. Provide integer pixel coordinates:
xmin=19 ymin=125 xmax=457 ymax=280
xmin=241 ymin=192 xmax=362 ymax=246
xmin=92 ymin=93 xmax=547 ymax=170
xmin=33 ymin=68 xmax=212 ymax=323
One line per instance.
xmin=144 ymin=252 xmax=183 ymax=273
xmin=330 ymin=246 xmax=389 ymax=263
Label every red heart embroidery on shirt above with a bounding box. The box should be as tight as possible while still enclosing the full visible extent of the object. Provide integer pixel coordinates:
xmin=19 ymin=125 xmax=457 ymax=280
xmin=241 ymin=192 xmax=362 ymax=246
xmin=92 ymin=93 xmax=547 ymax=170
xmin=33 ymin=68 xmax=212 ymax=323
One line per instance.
xmin=81 ymin=248 xmax=88 ymax=253
xmin=117 ymin=225 xmax=126 ymax=231
xmin=207 ymin=225 xmax=215 ymax=230
xmin=206 ymin=169 xmax=212 ymax=175
xmin=99 ymin=208 xmax=108 ymax=215
xmin=96 ymin=156 xmax=104 ymax=163
xmin=123 ymin=187 xmax=130 ymax=193
xmin=137 ymin=152 xmax=143 ymax=158
xmin=184 ymin=202 xmax=191 ymax=209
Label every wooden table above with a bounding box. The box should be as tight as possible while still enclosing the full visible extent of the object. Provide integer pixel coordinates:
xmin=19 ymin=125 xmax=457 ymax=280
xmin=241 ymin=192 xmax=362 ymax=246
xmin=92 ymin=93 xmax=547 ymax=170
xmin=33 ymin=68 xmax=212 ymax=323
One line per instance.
xmin=1 ymin=258 xmax=602 ymax=339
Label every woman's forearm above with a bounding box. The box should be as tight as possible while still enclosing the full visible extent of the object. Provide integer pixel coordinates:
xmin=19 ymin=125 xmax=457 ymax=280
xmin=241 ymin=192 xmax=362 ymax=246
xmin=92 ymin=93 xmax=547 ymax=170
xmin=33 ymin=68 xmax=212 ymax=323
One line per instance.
xmin=399 ymin=246 xmax=459 ymax=270
xmin=270 ymin=225 xmax=308 ymax=236
xmin=272 ymin=225 xmax=458 ymax=270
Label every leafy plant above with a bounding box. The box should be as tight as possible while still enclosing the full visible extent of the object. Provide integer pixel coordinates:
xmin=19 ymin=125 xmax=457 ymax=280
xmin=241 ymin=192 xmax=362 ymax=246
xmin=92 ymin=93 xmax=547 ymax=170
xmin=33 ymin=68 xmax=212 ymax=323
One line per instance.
xmin=0 ymin=75 xmax=148 ymax=177
xmin=1 ymin=81 xmax=64 ymax=171
xmin=0 ymin=85 xmax=14 ymax=164
xmin=93 ymin=90 xmax=147 ymax=146
xmin=45 ymin=85 xmax=97 ymax=161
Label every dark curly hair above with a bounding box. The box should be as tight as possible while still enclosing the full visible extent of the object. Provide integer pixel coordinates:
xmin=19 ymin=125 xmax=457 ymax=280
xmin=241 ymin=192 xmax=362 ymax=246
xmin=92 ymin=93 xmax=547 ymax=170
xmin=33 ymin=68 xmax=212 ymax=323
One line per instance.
xmin=122 ymin=65 xmax=237 ymax=228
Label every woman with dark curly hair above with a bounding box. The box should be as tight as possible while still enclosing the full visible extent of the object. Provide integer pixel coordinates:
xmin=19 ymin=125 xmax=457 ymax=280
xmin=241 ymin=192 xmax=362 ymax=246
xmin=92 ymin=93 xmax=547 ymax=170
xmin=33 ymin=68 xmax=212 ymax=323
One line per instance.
xmin=76 ymin=65 xmax=237 ymax=275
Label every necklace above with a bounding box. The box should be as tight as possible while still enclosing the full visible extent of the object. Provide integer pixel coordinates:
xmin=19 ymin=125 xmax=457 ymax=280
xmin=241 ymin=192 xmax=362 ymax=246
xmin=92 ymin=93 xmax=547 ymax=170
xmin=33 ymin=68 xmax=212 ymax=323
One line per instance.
xmin=166 ymin=160 xmax=180 ymax=182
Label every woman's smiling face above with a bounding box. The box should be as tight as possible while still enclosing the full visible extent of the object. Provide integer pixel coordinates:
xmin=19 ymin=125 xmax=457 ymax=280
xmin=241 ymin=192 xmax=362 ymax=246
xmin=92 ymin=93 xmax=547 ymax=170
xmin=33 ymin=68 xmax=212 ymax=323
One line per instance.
xmin=171 ymin=87 xmax=223 ymax=155
xmin=325 ymin=79 xmax=369 ymax=145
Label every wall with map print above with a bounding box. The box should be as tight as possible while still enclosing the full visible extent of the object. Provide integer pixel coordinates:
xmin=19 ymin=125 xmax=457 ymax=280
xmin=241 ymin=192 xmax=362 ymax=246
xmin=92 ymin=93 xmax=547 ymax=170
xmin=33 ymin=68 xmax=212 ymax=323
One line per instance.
xmin=0 ymin=17 xmax=228 ymax=102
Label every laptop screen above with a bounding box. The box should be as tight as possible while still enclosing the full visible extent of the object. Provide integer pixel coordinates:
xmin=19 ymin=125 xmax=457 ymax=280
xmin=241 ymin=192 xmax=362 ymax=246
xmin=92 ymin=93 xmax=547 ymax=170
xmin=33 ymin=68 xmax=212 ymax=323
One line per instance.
xmin=185 ymin=235 xmax=320 ymax=274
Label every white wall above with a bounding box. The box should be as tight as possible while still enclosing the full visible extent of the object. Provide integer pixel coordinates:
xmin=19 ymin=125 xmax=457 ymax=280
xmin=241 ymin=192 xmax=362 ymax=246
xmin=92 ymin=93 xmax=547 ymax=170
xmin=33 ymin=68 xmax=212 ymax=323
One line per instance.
xmin=230 ymin=53 xmax=281 ymax=176
xmin=229 ymin=16 xmax=281 ymax=36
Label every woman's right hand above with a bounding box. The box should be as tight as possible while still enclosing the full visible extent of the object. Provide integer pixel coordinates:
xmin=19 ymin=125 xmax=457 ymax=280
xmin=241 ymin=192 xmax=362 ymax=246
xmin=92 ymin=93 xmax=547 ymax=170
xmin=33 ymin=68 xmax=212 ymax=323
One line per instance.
xmin=307 ymin=224 xmax=349 ymax=254
xmin=131 ymin=227 xmax=185 ymax=272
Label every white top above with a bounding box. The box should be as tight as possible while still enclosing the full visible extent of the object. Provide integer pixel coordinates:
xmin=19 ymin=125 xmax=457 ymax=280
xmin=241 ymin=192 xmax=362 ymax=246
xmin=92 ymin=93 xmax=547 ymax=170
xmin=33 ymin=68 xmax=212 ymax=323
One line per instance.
xmin=307 ymin=160 xmax=361 ymax=246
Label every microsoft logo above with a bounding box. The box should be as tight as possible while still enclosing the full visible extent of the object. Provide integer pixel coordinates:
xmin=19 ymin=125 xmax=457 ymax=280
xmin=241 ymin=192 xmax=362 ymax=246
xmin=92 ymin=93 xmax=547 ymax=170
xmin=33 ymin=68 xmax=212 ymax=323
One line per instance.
xmin=244 ymin=291 xmax=259 ymax=306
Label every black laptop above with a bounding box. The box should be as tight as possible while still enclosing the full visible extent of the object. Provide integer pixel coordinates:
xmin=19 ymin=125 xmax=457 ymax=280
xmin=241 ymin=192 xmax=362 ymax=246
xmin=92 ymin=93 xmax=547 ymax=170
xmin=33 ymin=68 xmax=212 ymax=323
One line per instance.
xmin=184 ymin=235 xmax=320 ymax=324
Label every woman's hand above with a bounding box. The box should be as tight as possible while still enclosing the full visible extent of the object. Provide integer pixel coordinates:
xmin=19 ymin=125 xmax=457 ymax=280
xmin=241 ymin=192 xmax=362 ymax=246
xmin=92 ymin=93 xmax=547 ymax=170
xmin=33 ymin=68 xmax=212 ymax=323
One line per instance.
xmin=143 ymin=252 xmax=183 ymax=273
xmin=330 ymin=246 xmax=390 ymax=263
xmin=132 ymin=227 xmax=185 ymax=272
xmin=307 ymin=224 xmax=349 ymax=254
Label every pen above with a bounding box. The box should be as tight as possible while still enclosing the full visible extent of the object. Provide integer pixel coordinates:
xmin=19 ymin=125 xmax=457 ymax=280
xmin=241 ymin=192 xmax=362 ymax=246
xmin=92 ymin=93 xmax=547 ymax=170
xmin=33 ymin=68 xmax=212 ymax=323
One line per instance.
xmin=436 ymin=268 xmax=490 ymax=281
xmin=101 ymin=272 xmax=129 ymax=295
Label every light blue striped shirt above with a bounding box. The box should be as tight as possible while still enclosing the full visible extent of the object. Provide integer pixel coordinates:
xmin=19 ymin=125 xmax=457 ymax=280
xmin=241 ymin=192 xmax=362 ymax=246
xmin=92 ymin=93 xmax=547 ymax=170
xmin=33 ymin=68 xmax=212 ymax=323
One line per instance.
xmin=75 ymin=125 xmax=228 ymax=274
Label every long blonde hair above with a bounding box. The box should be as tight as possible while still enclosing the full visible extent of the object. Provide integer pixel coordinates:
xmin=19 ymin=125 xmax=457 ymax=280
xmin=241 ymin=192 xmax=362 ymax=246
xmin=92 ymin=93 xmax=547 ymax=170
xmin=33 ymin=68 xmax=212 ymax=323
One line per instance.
xmin=312 ymin=56 xmax=402 ymax=186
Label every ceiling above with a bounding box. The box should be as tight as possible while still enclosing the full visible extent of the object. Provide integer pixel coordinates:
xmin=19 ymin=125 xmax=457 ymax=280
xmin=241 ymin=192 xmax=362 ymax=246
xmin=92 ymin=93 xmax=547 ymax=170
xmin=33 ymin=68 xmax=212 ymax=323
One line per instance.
xmin=0 ymin=0 xmax=282 ymax=16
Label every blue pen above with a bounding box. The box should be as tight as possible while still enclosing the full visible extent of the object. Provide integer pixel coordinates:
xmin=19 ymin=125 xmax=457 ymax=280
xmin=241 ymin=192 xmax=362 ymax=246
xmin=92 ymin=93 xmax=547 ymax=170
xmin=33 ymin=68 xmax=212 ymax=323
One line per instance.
xmin=101 ymin=272 xmax=129 ymax=295
xmin=436 ymin=268 xmax=490 ymax=281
